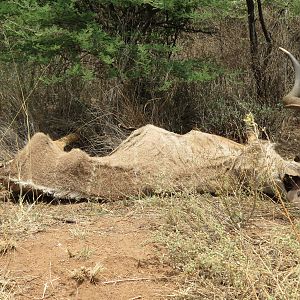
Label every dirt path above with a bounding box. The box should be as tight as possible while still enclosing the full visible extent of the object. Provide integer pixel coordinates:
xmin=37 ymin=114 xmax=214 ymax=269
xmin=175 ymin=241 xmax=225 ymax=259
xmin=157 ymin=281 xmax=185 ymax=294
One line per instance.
xmin=0 ymin=202 xmax=176 ymax=299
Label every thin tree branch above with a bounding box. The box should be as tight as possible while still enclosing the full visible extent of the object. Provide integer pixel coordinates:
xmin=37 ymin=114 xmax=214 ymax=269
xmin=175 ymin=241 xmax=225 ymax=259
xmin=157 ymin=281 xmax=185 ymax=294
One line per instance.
xmin=257 ymin=0 xmax=272 ymax=43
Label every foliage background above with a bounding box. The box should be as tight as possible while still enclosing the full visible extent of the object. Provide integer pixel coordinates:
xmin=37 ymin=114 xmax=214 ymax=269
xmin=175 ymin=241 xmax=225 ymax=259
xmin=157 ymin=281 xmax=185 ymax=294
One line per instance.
xmin=0 ymin=0 xmax=300 ymax=157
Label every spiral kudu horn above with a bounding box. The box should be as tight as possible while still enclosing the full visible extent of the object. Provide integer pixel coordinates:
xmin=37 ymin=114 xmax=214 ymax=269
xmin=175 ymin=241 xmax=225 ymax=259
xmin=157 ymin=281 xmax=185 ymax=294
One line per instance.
xmin=280 ymin=47 xmax=300 ymax=108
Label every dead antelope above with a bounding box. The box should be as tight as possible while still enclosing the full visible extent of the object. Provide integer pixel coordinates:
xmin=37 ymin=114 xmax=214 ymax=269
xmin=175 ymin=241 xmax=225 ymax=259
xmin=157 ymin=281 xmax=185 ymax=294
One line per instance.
xmin=1 ymin=48 xmax=300 ymax=205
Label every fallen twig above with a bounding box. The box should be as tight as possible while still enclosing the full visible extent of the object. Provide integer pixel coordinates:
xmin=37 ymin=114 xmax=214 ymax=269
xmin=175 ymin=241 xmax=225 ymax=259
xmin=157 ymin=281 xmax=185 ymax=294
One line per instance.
xmin=102 ymin=277 xmax=160 ymax=285
xmin=53 ymin=217 xmax=77 ymax=224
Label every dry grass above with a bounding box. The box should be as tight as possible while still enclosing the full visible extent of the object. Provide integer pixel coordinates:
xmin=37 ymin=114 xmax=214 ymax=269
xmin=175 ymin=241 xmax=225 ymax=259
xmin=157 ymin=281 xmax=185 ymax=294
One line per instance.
xmin=0 ymin=201 xmax=50 ymax=239
xmin=0 ymin=271 xmax=16 ymax=300
xmin=75 ymin=246 xmax=95 ymax=260
xmin=154 ymin=192 xmax=300 ymax=299
xmin=0 ymin=240 xmax=16 ymax=255
xmin=69 ymin=263 xmax=105 ymax=284
xmin=69 ymin=226 xmax=88 ymax=239
xmin=0 ymin=199 xmax=113 ymax=297
xmin=2 ymin=188 xmax=300 ymax=298
xmin=0 ymin=198 xmax=108 ymax=240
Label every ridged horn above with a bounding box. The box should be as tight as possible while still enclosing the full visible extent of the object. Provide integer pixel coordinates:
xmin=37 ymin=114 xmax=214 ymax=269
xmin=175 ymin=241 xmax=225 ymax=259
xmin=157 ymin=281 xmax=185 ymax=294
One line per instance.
xmin=279 ymin=47 xmax=300 ymax=108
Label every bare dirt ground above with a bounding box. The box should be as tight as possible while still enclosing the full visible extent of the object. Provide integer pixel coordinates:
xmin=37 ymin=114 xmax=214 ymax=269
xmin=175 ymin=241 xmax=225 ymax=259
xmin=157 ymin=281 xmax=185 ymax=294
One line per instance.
xmin=0 ymin=199 xmax=177 ymax=300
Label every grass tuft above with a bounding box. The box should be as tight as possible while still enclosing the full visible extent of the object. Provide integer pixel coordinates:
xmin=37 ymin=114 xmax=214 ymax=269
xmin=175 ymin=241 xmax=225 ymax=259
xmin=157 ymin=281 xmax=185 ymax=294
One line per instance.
xmin=0 ymin=271 xmax=15 ymax=300
xmin=0 ymin=240 xmax=16 ymax=255
xmin=70 ymin=263 xmax=104 ymax=284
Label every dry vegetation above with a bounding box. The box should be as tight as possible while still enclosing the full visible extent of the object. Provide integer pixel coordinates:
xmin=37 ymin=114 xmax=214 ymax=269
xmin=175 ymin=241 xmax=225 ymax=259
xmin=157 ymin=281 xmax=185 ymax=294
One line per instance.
xmin=1 ymin=11 xmax=300 ymax=158
xmin=155 ymin=192 xmax=300 ymax=299
xmin=2 ymin=5 xmax=300 ymax=300
xmin=0 ymin=197 xmax=177 ymax=299
xmin=2 ymin=191 xmax=300 ymax=299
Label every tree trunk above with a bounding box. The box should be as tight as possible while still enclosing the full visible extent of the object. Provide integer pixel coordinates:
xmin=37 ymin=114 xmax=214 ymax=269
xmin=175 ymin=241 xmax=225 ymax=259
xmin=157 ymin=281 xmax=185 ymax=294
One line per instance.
xmin=246 ymin=0 xmax=272 ymax=100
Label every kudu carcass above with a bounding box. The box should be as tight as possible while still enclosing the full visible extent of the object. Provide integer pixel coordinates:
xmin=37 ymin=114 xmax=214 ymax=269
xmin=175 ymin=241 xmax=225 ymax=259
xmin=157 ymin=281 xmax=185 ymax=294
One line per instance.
xmin=1 ymin=48 xmax=300 ymax=204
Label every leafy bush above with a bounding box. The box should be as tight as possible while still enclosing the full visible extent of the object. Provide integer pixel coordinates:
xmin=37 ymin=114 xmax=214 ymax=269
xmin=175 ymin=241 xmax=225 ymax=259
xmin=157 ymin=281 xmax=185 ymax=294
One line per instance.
xmin=0 ymin=0 xmax=232 ymax=84
xmin=0 ymin=0 xmax=298 ymax=154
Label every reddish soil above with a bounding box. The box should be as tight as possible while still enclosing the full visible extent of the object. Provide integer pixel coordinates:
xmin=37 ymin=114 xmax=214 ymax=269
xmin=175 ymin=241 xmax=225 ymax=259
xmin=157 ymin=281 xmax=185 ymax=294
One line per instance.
xmin=0 ymin=202 xmax=176 ymax=300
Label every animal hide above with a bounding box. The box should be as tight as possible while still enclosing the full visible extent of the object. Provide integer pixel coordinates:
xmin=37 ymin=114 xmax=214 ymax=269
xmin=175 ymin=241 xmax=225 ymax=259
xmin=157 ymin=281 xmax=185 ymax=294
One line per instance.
xmin=1 ymin=125 xmax=300 ymax=202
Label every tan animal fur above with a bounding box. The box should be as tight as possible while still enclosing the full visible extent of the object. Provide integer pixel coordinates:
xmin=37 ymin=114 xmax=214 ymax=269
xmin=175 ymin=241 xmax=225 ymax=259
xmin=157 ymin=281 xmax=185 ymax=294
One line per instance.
xmin=0 ymin=124 xmax=300 ymax=202
xmin=1 ymin=48 xmax=300 ymax=203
